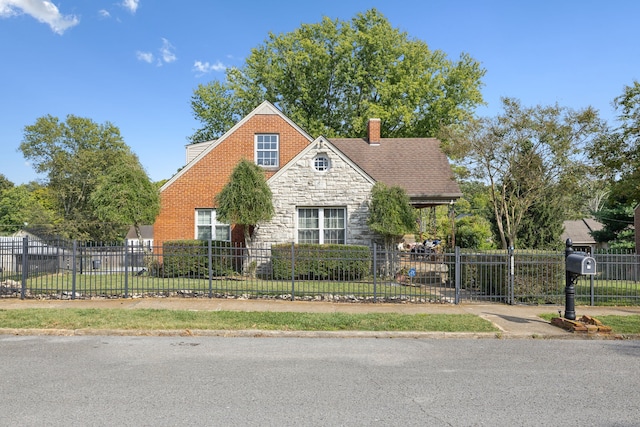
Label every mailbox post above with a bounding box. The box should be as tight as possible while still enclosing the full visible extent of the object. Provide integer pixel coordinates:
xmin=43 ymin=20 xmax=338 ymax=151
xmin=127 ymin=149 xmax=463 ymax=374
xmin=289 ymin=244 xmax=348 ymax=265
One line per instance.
xmin=564 ymin=238 xmax=597 ymax=320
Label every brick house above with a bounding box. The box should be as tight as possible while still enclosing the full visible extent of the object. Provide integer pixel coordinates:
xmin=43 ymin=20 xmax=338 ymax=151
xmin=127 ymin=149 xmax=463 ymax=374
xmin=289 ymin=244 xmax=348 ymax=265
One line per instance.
xmin=154 ymin=101 xmax=461 ymax=248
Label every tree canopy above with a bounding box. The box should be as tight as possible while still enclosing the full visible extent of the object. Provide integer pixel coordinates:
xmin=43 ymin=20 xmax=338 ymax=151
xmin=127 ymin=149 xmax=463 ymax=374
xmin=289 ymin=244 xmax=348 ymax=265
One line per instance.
xmin=0 ymin=183 xmax=56 ymax=236
xmin=90 ymin=153 xmax=160 ymax=243
xmin=368 ymin=182 xmax=417 ymax=247
xmin=18 ymin=114 xmax=153 ymax=240
xmin=0 ymin=174 xmax=13 ymax=194
xmin=189 ymin=8 xmax=485 ymax=142
xmin=590 ymin=81 xmax=640 ymax=204
xmin=587 ymin=81 xmax=640 ymax=249
xmin=456 ymin=98 xmax=603 ymax=249
xmin=215 ymin=159 xmax=275 ymax=247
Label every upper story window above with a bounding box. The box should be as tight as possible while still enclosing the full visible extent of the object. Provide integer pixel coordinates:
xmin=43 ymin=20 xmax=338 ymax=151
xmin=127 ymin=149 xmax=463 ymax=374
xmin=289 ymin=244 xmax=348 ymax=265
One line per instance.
xmin=196 ymin=209 xmax=231 ymax=241
xmin=255 ymin=134 xmax=279 ymax=167
xmin=313 ymin=155 xmax=330 ymax=172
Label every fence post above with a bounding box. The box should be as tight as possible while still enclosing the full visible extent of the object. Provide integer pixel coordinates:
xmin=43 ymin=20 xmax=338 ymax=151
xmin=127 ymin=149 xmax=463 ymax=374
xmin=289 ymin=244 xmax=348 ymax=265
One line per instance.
xmin=20 ymin=236 xmax=28 ymax=300
xmin=508 ymin=246 xmax=515 ymax=305
xmin=454 ymin=246 xmax=460 ymax=304
xmin=72 ymin=240 xmax=77 ymax=299
xmin=290 ymin=242 xmax=295 ymax=301
xmin=590 ymin=275 xmax=595 ymax=306
xmin=71 ymin=241 xmax=78 ymax=300
xmin=208 ymin=240 xmax=213 ymax=298
xmin=373 ymin=243 xmax=377 ymax=303
xmin=124 ymin=240 xmax=129 ymax=298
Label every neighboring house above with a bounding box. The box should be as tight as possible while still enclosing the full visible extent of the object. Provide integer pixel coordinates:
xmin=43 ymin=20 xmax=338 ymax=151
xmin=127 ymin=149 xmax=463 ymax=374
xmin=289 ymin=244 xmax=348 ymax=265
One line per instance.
xmin=561 ymin=218 xmax=606 ymax=253
xmin=126 ymin=225 xmax=154 ymax=249
xmin=0 ymin=236 xmax=61 ymax=275
xmin=155 ymin=101 xmax=462 ymax=248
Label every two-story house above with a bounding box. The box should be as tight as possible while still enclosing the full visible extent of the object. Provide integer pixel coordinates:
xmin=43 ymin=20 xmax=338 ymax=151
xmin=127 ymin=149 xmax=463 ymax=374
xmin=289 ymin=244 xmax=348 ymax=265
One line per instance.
xmin=154 ymin=101 xmax=462 ymax=248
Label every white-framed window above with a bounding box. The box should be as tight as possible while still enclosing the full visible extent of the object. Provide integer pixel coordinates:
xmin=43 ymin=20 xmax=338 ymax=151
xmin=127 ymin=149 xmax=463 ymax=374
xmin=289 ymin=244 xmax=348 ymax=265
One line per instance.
xmin=313 ymin=155 xmax=330 ymax=172
xmin=195 ymin=209 xmax=231 ymax=241
xmin=297 ymin=207 xmax=346 ymax=244
xmin=255 ymin=134 xmax=279 ymax=167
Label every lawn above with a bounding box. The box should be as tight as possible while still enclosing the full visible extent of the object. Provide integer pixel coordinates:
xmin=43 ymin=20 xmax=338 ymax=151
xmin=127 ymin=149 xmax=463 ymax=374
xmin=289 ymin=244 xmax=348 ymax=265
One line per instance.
xmin=0 ymin=308 xmax=498 ymax=333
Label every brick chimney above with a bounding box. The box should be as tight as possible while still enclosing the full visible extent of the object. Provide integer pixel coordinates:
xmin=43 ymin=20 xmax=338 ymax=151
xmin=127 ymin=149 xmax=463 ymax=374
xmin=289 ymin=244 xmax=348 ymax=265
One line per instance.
xmin=367 ymin=118 xmax=381 ymax=145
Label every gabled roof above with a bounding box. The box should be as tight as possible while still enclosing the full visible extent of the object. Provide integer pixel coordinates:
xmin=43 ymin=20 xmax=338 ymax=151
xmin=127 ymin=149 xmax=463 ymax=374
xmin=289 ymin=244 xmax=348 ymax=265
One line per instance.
xmin=126 ymin=225 xmax=154 ymax=240
xmin=330 ymin=137 xmax=462 ymax=206
xmin=561 ymin=218 xmax=603 ymax=245
xmin=268 ymin=136 xmax=376 ymax=186
xmin=160 ymin=101 xmax=314 ymax=192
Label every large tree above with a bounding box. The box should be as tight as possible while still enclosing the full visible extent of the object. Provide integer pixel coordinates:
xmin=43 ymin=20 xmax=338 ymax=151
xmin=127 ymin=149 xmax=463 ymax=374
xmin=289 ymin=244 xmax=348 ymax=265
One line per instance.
xmin=89 ymin=153 xmax=160 ymax=243
xmin=590 ymin=80 xmax=640 ymax=207
xmin=590 ymin=81 xmax=640 ymax=199
xmin=189 ymin=8 xmax=485 ymax=142
xmin=586 ymin=81 xmax=640 ymax=249
xmin=457 ymin=98 xmax=603 ymax=249
xmin=19 ymin=115 xmax=134 ymax=240
xmin=591 ymin=198 xmax=635 ymax=250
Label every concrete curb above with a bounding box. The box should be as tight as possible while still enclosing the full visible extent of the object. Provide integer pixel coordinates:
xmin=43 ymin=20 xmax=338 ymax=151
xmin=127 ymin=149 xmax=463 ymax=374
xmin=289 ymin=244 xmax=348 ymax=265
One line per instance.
xmin=0 ymin=328 xmax=634 ymax=340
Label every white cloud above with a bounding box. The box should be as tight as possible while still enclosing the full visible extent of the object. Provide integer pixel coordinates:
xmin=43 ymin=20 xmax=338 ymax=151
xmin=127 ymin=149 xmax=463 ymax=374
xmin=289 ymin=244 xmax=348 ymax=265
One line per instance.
xmin=136 ymin=39 xmax=177 ymax=66
xmin=136 ymin=51 xmax=154 ymax=63
xmin=0 ymin=0 xmax=79 ymax=34
xmin=122 ymin=0 xmax=139 ymax=14
xmin=159 ymin=38 xmax=176 ymax=64
xmin=98 ymin=9 xmax=110 ymax=18
xmin=193 ymin=60 xmax=226 ymax=75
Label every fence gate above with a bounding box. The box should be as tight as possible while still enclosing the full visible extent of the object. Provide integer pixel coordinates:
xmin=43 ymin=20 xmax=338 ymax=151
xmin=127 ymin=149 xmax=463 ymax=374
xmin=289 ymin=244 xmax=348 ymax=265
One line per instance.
xmin=455 ymin=248 xmax=513 ymax=304
xmin=454 ymin=248 xmax=569 ymax=305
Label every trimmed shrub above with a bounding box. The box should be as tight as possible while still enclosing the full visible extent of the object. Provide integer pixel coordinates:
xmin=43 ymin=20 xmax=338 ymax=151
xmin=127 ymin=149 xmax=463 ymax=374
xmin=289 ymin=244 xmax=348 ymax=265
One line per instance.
xmin=162 ymin=240 xmax=235 ymax=278
xmin=271 ymin=244 xmax=370 ymax=280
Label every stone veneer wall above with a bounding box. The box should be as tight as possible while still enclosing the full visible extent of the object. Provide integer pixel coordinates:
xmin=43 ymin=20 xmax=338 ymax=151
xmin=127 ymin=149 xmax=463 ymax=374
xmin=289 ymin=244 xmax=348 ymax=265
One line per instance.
xmin=253 ymin=141 xmax=376 ymax=248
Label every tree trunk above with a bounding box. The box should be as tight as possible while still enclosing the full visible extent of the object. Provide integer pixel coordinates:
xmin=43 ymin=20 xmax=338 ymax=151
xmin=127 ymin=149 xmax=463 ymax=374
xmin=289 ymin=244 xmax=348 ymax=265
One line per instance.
xmin=242 ymin=225 xmax=255 ymax=277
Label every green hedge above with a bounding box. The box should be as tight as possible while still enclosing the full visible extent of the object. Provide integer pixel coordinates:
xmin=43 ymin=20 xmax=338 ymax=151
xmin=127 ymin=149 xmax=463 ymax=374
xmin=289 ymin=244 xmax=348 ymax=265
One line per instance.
xmin=271 ymin=244 xmax=371 ymax=280
xmin=162 ymin=240 xmax=237 ymax=278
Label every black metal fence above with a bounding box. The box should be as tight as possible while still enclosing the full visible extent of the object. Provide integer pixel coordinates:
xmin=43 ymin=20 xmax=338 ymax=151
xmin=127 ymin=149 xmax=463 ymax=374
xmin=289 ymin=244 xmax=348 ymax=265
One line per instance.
xmin=1 ymin=237 xmax=639 ymax=305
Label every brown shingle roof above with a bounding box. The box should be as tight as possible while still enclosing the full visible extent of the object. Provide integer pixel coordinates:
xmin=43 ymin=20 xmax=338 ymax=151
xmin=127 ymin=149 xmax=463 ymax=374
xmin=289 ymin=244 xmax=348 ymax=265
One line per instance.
xmin=561 ymin=218 xmax=603 ymax=246
xmin=330 ymin=137 xmax=462 ymax=207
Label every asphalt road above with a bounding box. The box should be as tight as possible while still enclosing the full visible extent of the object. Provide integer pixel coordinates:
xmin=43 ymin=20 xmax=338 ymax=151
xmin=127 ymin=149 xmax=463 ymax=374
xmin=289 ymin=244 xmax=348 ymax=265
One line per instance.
xmin=1 ymin=336 xmax=639 ymax=426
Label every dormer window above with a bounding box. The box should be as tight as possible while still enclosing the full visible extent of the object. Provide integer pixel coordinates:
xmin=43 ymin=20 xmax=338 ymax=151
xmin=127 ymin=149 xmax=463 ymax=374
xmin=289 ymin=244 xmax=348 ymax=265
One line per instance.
xmin=255 ymin=134 xmax=279 ymax=167
xmin=314 ymin=155 xmax=330 ymax=172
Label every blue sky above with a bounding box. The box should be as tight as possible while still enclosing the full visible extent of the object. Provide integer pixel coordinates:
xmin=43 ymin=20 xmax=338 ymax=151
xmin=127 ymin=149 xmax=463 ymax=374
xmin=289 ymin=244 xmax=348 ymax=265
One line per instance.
xmin=1 ymin=0 xmax=638 ymax=186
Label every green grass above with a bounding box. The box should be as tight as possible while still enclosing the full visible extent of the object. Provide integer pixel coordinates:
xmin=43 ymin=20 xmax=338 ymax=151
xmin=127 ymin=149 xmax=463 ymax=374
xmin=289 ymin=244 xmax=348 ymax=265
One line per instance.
xmin=0 ymin=308 xmax=497 ymax=333
xmin=540 ymin=313 xmax=640 ymax=334
xmin=595 ymin=315 xmax=640 ymax=334
xmin=23 ymin=272 xmax=447 ymax=301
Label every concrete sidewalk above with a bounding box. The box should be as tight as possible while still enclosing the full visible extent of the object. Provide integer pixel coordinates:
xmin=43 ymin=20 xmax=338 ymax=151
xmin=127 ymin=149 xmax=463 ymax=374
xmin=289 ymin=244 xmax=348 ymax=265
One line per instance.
xmin=1 ymin=298 xmax=639 ymax=339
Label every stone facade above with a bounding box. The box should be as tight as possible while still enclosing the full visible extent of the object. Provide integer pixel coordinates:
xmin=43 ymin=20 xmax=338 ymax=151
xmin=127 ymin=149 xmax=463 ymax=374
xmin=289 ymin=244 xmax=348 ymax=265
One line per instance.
xmin=253 ymin=137 xmax=377 ymax=247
